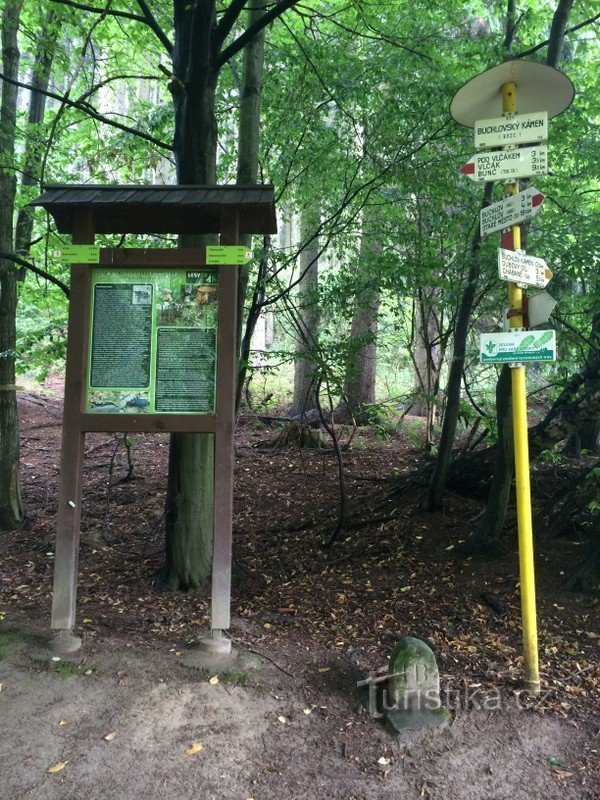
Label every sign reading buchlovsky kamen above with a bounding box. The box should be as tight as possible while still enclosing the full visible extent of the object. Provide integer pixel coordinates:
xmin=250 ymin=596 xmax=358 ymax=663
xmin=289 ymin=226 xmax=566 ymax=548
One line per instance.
xmin=474 ymin=111 xmax=548 ymax=148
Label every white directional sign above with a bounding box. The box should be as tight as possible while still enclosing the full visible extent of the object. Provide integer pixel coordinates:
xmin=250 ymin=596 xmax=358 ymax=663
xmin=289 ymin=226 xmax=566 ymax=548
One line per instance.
xmin=474 ymin=111 xmax=548 ymax=148
xmin=480 ymin=330 xmax=557 ymax=364
xmin=528 ymin=291 xmax=557 ymax=328
xmin=461 ymin=144 xmax=547 ymax=183
xmin=498 ymin=248 xmax=552 ymax=288
xmin=480 ymin=187 xmax=544 ymax=237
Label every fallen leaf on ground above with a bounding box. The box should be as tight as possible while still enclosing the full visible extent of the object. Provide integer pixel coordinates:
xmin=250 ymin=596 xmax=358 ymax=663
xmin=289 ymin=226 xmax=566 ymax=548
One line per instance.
xmin=378 ymin=756 xmax=391 ymax=766
xmin=103 ymin=731 xmax=117 ymax=741
xmin=47 ymin=761 xmax=68 ymax=774
xmin=554 ymin=770 xmax=574 ymax=779
xmin=185 ymin=742 xmax=203 ymax=755
xmin=208 ymin=675 xmax=219 ymax=685
xmin=277 ymin=715 xmax=287 ymax=724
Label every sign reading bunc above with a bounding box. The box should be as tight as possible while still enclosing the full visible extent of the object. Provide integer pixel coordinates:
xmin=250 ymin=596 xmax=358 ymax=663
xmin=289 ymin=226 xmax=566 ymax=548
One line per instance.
xmin=474 ymin=111 xmax=548 ymax=148
xmin=480 ymin=330 xmax=557 ymax=364
xmin=461 ymin=144 xmax=547 ymax=183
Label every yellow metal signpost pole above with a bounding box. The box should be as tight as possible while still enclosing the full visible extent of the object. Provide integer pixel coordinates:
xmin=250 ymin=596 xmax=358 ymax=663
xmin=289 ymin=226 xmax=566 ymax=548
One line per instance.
xmin=502 ymin=81 xmax=540 ymax=694
xmin=451 ymin=59 xmax=574 ymax=694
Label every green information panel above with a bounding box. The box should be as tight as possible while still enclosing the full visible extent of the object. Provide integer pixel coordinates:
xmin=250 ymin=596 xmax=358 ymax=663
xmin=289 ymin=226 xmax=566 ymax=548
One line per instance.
xmin=87 ymin=268 xmax=218 ymax=414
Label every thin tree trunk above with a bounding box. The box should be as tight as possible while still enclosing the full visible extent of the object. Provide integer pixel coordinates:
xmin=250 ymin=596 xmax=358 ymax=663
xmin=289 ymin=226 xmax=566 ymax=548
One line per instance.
xmin=291 ymin=209 xmax=320 ymax=417
xmin=464 ymin=366 xmax=513 ymax=553
xmin=0 ymin=0 xmax=25 ymax=531
xmin=424 ymin=182 xmax=494 ymax=511
xmin=236 ymin=0 xmax=266 ymax=410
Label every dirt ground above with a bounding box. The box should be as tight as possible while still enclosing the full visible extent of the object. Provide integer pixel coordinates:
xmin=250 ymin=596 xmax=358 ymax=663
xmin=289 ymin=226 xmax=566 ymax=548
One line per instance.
xmin=1 ymin=383 xmax=599 ymax=800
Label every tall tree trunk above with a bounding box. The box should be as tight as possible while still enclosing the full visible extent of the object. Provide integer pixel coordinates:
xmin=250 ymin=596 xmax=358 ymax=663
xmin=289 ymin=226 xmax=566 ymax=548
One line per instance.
xmin=14 ymin=9 xmax=59 ymax=268
xmin=342 ymin=288 xmax=379 ymax=423
xmin=0 ymin=0 xmax=25 ymax=531
xmin=340 ymin=209 xmax=380 ymax=424
xmin=291 ymin=209 xmax=320 ymax=417
xmin=161 ymin=0 xmax=294 ymax=588
xmin=161 ymin=0 xmax=220 ymax=589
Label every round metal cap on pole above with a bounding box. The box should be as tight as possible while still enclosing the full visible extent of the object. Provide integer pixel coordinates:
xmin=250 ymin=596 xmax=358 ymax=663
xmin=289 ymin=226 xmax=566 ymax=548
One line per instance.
xmin=450 ymin=60 xmax=574 ymax=126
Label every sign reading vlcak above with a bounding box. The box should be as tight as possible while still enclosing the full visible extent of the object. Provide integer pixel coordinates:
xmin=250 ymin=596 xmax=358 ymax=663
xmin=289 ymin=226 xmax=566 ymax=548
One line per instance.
xmin=461 ymin=144 xmax=547 ymax=183
xmin=474 ymin=111 xmax=548 ymax=148
xmin=480 ymin=188 xmax=544 ymax=238
xmin=480 ymin=330 xmax=556 ymax=364
xmin=498 ymin=248 xmax=552 ymax=288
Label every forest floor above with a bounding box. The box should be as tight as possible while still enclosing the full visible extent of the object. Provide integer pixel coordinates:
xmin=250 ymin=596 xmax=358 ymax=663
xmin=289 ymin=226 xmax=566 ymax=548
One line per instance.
xmin=1 ymin=380 xmax=599 ymax=800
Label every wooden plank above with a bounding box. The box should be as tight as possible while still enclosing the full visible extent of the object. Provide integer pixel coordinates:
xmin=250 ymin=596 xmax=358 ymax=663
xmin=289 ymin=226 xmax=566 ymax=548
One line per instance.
xmin=99 ymin=248 xmax=207 ymax=267
xmin=81 ymin=413 xmax=217 ymax=433
xmin=51 ymin=210 xmax=94 ymax=631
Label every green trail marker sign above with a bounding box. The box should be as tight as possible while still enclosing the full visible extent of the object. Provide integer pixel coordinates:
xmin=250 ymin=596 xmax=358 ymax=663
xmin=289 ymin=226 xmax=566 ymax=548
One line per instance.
xmin=480 ymin=330 xmax=557 ymax=364
xmin=206 ymin=246 xmax=251 ymax=265
xmin=53 ymin=245 xmax=100 ymax=263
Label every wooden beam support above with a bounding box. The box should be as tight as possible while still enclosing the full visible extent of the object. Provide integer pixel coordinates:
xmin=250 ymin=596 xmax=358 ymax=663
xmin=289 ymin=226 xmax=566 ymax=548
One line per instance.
xmin=51 ymin=210 xmax=94 ymax=637
xmin=210 ymin=211 xmax=239 ymax=634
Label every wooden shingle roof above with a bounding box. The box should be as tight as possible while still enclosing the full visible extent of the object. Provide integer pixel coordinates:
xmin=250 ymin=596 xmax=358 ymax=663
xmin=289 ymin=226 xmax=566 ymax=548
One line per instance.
xmin=30 ymin=184 xmax=277 ymax=235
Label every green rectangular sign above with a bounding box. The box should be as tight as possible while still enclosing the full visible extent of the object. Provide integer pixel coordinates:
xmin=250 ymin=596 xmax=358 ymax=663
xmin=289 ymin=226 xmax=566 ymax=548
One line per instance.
xmin=480 ymin=330 xmax=556 ymax=364
xmin=53 ymin=245 xmax=100 ymax=263
xmin=206 ymin=246 xmax=251 ymax=265
xmin=86 ymin=267 xmax=218 ymax=414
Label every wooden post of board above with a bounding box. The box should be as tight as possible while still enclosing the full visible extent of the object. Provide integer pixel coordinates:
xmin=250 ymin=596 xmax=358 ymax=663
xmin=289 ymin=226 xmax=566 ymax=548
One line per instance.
xmin=51 ymin=209 xmax=95 ymax=653
xmin=201 ymin=210 xmax=239 ymax=653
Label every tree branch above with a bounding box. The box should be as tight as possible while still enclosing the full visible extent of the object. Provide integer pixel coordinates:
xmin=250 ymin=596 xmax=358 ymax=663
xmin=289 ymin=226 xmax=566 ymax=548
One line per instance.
xmin=49 ymin=0 xmax=173 ymax=54
xmin=135 ymin=0 xmax=173 ymax=55
xmin=216 ymin=0 xmax=299 ymax=68
xmin=514 ymin=11 xmax=599 ymax=59
xmin=0 ymin=71 xmax=173 ymax=151
xmin=215 ymin=0 xmax=248 ymax=45
xmin=0 ymin=252 xmax=70 ymax=296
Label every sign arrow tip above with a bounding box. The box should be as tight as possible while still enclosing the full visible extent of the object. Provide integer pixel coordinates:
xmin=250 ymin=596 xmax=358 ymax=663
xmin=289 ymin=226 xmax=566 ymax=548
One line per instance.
xmin=532 ymin=192 xmax=545 ymax=207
